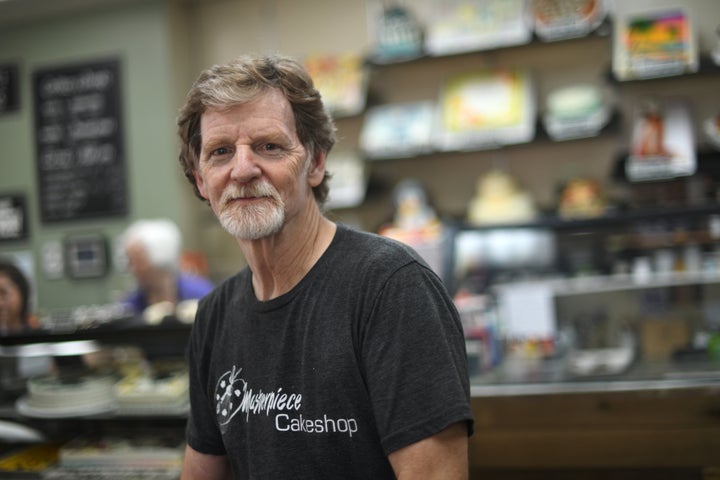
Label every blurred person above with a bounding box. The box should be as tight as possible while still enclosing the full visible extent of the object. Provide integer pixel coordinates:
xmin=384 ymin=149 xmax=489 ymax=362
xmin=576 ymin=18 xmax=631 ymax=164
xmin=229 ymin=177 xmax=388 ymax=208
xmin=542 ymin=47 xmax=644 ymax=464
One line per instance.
xmin=0 ymin=260 xmax=36 ymax=335
xmin=0 ymin=260 xmax=50 ymax=395
xmin=121 ymin=219 xmax=214 ymax=316
xmin=177 ymin=53 xmax=473 ymax=479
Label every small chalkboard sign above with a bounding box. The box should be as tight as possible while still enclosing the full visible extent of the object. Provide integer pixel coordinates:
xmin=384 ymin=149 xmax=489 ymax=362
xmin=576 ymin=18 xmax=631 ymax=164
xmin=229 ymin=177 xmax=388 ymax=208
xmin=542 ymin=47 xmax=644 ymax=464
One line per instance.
xmin=0 ymin=63 xmax=20 ymax=113
xmin=33 ymin=58 xmax=128 ymax=223
xmin=0 ymin=193 xmax=28 ymax=242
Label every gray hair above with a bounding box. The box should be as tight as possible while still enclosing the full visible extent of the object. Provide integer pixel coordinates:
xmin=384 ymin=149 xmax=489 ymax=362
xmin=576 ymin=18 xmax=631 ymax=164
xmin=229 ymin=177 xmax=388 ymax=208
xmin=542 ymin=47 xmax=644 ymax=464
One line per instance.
xmin=123 ymin=219 xmax=182 ymax=272
xmin=177 ymin=53 xmax=337 ymax=206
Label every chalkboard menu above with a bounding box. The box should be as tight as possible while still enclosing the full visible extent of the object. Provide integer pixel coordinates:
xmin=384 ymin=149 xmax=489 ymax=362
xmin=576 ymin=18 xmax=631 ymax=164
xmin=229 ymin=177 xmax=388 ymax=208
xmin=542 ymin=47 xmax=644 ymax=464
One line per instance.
xmin=33 ymin=59 xmax=127 ymax=223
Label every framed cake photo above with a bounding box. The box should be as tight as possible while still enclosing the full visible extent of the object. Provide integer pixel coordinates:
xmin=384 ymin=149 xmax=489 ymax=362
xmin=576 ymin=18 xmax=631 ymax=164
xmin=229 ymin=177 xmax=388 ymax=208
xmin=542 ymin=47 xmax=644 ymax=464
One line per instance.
xmin=359 ymin=101 xmax=435 ymax=159
xmin=424 ymin=0 xmax=532 ymax=56
xmin=302 ymin=53 xmax=368 ymax=118
xmin=532 ymin=0 xmax=608 ymax=42
xmin=626 ymin=98 xmax=696 ymax=182
xmin=612 ymin=7 xmax=698 ymax=81
xmin=435 ymin=68 xmax=536 ymax=151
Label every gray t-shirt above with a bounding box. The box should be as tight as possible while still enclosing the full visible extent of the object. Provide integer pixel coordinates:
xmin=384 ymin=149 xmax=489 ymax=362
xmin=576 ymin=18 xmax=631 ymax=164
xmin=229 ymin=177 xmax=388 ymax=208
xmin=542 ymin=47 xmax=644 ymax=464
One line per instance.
xmin=186 ymin=224 xmax=473 ymax=479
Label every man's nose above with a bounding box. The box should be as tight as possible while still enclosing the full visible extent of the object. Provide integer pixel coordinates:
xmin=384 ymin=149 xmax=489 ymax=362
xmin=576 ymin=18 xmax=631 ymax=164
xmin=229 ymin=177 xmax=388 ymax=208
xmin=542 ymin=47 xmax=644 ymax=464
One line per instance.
xmin=230 ymin=146 xmax=262 ymax=183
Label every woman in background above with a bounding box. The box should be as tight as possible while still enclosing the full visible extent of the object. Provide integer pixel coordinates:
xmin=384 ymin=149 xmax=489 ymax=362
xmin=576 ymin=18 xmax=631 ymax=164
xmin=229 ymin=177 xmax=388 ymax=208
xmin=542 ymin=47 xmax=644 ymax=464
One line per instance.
xmin=0 ymin=260 xmax=35 ymax=335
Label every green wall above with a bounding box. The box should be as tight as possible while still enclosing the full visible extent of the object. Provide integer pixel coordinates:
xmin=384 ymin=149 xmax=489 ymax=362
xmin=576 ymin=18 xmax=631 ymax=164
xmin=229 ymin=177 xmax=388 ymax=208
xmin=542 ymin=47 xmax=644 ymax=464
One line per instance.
xmin=0 ymin=0 xmax=189 ymax=311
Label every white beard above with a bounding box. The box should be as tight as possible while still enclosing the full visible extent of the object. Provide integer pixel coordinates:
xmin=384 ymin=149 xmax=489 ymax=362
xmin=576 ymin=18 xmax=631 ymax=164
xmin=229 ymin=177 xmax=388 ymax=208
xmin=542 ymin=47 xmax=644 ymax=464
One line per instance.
xmin=217 ymin=182 xmax=285 ymax=240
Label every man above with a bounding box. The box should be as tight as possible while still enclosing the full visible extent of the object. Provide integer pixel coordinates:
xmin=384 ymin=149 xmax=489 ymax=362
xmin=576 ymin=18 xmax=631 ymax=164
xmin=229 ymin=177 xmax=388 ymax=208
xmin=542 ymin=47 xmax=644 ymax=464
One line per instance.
xmin=177 ymin=54 xmax=473 ymax=479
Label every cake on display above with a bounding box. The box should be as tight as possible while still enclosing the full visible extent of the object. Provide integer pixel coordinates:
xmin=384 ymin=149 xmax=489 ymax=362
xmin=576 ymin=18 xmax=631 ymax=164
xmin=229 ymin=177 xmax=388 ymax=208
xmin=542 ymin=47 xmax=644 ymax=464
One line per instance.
xmin=425 ymin=0 xmax=531 ymax=55
xmin=436 ymin=68 xmax=536 ymax=151
xmin=360 ymin=101 xmax=435 ymax=159
xmin=302 ymin=53 xmax=367 ymax=118
xmin=532 ymin=0 xmax=607 ymax=42
xmin=369 ymin=3 xmax=424 ymax=63
xmin=543 ymin=84 xmax=610 ymax=141
xmin=114 ymin=360 xmax=189 ymax=415
xmin=626 ymin=98 xmax=695 ymax=181
xmin=558 ymin=177 xmax=606 ymax=219
xmin=467 ymin=169 xmax=537 ymax=225
xmin=378 ymin=179 xmax=447 ymax=277
xmin=18 ymin=371 xmax=117 ymax=417
xmin=613 ymin=7 xmax=698 ymax=80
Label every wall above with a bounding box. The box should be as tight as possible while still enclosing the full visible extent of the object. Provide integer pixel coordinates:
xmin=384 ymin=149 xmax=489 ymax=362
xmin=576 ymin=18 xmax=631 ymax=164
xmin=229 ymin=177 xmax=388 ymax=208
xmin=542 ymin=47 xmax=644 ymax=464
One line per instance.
xmin=0 ymin=0 xmax=190 ymax=311
xmin=1 ymin=0 xmax=719 ymax=310
xmin=184 ymin=0 xmax=720 ymax=264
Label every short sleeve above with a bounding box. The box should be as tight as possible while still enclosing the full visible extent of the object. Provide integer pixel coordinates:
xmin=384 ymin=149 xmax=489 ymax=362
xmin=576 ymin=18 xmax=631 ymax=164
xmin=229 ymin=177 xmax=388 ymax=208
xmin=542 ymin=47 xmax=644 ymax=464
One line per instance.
xmin=360 ymin=262 xmax=474 ymax=454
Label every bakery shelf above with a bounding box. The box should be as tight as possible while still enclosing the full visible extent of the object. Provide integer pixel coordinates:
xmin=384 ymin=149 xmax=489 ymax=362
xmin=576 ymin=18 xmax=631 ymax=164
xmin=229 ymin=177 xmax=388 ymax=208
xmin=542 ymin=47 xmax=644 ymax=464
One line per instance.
xmin=452 ymin=202 xmax=720 ymax=233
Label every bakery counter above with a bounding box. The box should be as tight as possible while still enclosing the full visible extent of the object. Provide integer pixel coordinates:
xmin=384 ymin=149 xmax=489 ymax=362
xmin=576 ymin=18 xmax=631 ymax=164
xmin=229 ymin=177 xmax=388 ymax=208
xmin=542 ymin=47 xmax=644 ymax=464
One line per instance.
xmin=0 ymin=317 xmax=192 ymax=425
xmin=468 ymin=358 xmax=720 ymax=475
xmin=470 ymin=355 xmax=720 ymax=396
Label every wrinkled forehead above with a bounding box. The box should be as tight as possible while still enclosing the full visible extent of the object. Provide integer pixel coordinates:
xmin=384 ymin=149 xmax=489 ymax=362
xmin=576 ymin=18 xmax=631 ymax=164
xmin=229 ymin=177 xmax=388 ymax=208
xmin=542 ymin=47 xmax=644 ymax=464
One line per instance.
xmin=200 ymin=90 xmax=299 ymax=140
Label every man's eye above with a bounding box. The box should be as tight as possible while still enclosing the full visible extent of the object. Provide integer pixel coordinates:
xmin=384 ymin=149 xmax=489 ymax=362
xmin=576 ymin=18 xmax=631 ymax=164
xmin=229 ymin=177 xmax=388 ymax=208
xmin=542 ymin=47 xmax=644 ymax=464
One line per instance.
xmin=213 ymin=146 xmax=230 ymax=156
xmin=262 ymin=143 xmax=280 ymax=152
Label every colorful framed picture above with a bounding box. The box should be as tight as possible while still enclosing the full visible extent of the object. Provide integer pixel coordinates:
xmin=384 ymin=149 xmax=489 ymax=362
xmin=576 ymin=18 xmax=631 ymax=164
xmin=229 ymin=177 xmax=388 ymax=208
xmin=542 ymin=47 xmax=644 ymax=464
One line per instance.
xmin=532 ymin=0 xmax=608 ymax=42
xmin=435 ymin=68 xmax=535 ymax=151
xmin=360 ymin=101 xmax=435 ymax=159
xmin=613 ymin=7 xmax=698 ymax=80
xmin=626 ymin=98 xmax=695 ymax=182
xmin=303 ymin=53 xmax=368 ymax=118
xmin=425 ymin=0 xmax=532 ymax=55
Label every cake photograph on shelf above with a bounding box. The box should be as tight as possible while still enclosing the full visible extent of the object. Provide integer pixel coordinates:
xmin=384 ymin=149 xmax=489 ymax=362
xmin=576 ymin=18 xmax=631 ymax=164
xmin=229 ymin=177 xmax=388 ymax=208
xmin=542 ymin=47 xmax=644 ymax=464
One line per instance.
xmin=424 ymin=0 xmax=532 ymax=55
xmin=531 ymin=0 xmax=608 ymax=42
xmin=302 ymin=53 xmax=368 ymax=118
xmin=612 ymin=6 xmax=698 ymax=80
xmin=359 ymin=101 xmax=436 ymax=159
xmin=366 ymin=1 xmax=424 ymax=63
xmin=626 ymin=97 xmax=696 ymax=182
xmin=543 ymin=83 xmax=612 ymax=141
xmin=435 ymin=68 xmax=536 ymax=151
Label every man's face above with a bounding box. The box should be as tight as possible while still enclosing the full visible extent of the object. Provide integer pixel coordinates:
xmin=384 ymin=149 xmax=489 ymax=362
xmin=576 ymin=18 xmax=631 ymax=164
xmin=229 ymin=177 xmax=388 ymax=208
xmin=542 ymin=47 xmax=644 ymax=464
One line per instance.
xmin=194 ymin=89 xmax=321 ymax=240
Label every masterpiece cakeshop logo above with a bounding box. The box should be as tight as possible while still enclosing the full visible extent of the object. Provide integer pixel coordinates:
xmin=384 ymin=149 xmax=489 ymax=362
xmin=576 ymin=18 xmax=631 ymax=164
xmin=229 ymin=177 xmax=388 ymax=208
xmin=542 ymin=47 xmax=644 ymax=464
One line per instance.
xmin=214 ymin=365 xmax=358 ymax=437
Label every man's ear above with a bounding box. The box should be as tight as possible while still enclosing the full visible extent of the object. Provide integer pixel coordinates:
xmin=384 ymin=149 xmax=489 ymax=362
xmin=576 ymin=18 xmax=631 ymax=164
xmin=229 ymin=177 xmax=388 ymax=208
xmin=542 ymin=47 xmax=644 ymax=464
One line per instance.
xmin=194 ymin=170 xmax=209 ymax=200
xmin=307 ymin=150 xmax=327 ymax=188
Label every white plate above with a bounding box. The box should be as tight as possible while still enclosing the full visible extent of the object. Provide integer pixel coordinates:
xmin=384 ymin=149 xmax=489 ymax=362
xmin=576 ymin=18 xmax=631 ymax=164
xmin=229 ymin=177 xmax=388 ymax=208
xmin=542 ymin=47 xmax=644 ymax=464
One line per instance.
xmin=15 ymin=396 xmax=117 ymax=418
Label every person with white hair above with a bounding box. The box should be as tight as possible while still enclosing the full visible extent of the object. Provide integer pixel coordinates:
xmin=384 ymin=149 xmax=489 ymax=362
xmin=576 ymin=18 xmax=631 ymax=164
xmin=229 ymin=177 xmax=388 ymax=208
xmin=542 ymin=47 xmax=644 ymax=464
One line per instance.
xmin=121 ymin=218 xmax=213 ymax=316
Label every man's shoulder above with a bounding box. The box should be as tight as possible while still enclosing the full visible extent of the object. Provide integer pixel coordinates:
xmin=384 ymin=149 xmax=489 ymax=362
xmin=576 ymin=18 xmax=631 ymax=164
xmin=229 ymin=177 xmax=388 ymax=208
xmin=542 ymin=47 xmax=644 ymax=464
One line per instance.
xmin=335 ymin=223 xmax=420 ymax=264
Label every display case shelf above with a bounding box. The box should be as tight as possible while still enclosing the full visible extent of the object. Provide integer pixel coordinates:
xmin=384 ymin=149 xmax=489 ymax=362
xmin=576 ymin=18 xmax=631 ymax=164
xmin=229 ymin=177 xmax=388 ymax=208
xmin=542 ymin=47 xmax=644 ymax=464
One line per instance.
xmin=453 ymin=202 xmax=720 ymax=232
xmin=366 ymin=19 xmax=612 ymax=67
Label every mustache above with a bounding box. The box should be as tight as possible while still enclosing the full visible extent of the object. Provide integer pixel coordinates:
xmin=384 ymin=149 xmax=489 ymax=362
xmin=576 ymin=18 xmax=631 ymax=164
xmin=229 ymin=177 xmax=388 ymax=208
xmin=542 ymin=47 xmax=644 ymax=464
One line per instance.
xmin=220 ymin=182 xmax=282 ymax=205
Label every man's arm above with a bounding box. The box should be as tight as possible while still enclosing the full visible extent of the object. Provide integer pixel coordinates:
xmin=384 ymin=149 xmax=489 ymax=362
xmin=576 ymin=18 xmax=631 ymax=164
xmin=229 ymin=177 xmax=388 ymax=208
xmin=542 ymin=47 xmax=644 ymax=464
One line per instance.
xmin=181 ymin=444 xmax=233 ymax=480
xmin=388 ymin=422 xmax=469 ymax=480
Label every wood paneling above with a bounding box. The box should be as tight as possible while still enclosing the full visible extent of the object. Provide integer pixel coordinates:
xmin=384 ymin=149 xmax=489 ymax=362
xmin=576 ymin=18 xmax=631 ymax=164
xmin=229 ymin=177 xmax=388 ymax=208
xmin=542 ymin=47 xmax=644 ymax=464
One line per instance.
xmin=469 ymin=387 xmax=720 ymax=470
